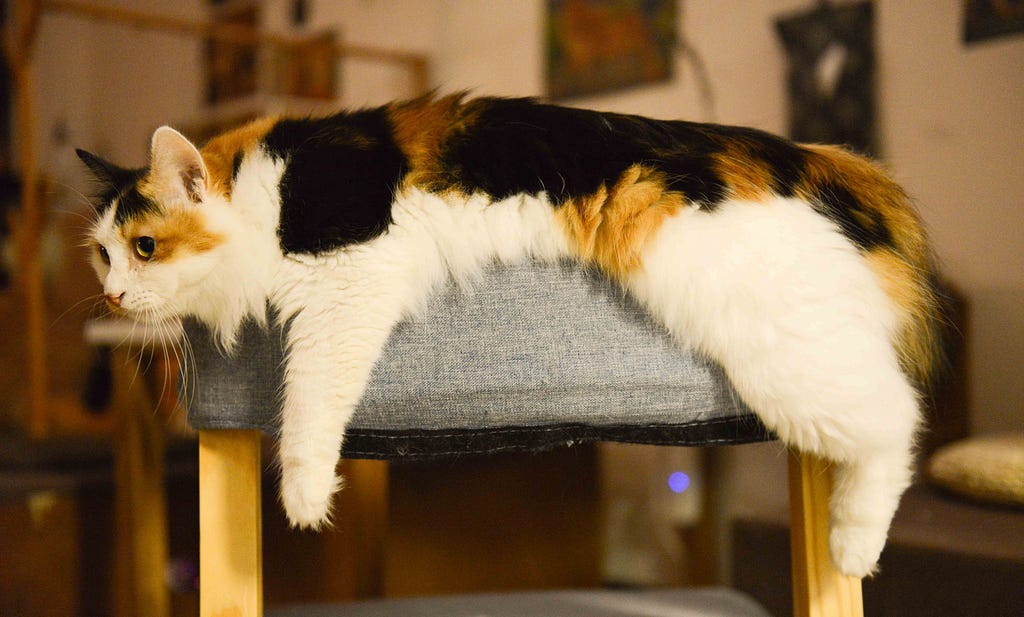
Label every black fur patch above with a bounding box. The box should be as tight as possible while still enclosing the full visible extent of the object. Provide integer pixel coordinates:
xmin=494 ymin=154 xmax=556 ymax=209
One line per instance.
xmin=231 ymin=151 xmax=244 ymax=183
xmin=435 ymin=99 xmax=812 ymax=210
xmin=112 ymin=184 xmax=160 ymax=225
xmin=263 ymin=109 xmax=408 ymax=254
xmin=810 ymin=182 xmax=893 ymax=250
xmin=439 ymin=100 xmax=650 ymax=202
xmin=251 ymin=96 xmax=892 ymax=255
xmin=76 ymin=149 xmax=148 ymax=216
xmin=727 ymin=126 xmax=807 ymax=196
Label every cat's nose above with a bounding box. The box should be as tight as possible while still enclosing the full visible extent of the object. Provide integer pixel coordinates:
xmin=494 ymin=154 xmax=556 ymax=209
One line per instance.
xmin=106 ymin=292 xmax=125 ymax=307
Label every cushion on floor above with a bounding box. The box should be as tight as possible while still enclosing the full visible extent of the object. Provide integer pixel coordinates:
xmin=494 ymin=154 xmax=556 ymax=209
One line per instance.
xmin=927 ymin=434 xmax=1024 ymax=507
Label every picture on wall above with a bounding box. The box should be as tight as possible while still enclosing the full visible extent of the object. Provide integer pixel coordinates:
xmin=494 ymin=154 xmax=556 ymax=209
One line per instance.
xmin=963 ymin=0 xmax=1024 ymax=44
xmin=776 ymin=2 xmax=877 ymax=155
xmin=546 ymin=0 xmax=676 ymax=99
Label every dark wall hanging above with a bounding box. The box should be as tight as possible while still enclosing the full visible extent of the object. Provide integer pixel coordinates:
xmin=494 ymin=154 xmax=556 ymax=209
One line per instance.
xmin=776 ymin=2 xmax=877 ymax=155
xmin=963 ymin=0 xmax=1024 ymax=44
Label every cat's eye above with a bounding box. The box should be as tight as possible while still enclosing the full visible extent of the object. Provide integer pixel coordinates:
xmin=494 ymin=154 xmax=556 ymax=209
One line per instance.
xmin=98 ymin=245 xmax=110 ymax=265
xmin=135 ymin=236 xmax=156 ymax=260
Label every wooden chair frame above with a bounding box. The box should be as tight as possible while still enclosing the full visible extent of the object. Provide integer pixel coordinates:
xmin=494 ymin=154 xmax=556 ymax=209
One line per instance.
xmin=197 ymin=430 xmax=863 ymax=617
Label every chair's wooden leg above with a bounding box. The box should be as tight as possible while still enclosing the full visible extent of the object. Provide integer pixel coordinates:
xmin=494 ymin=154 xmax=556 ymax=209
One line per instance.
xmin=343 ymin=459 xmax=390 ymax=598
xmin=788 ymin=451 xmax=864 ymax=617
xmin=200 ymin=430 xmax=263 ymax=617
xmin=112 ymin=349 xmax=169 ymax=617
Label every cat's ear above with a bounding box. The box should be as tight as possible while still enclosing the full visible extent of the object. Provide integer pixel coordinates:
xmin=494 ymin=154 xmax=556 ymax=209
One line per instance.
xmin=149 ymin=126 xmax=208 ymax=204
xmin=76 ymin=149 xmax=138 ymax=191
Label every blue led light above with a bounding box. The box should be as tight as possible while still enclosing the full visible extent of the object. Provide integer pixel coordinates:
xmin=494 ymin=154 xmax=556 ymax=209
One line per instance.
xmin=668 ymin=471 xmax=691 ymax=494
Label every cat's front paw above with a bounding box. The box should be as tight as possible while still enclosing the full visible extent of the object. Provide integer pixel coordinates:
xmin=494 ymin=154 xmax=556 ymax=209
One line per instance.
xmin=829 ymin=520 xmax=886 ymax=578
xmin=280 ymin=461 xmax=344 ymax=530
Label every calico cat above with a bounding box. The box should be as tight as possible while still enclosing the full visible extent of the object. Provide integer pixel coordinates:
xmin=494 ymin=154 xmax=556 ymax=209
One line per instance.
xmin=79 ymin=93 xmax=942 ymax=577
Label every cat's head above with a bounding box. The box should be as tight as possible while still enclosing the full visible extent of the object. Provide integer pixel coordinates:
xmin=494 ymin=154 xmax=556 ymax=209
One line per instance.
xmin=79 ymin=127 xmax=226 ymax=323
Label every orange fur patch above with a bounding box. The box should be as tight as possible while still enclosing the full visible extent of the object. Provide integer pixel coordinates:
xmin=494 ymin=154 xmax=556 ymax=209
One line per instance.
xmin=797 ymin=144 xmax=940 ymax=384
xmin=864 ymin=248 xmax=941 ymax=385
xmin=388 ymin=93 xmax=480 ymax=193
xmin=556 ymin=165 xmax=684 ymax=277
xmin=200 ymin=116 xmax=280 ymax=197
xmin=123 ymin=208 xmax=223 ymax=263
xmin=712 ymin=142 xmax=773 ymax=201
xmin=798 ymin=144 xmax=928 ymax=269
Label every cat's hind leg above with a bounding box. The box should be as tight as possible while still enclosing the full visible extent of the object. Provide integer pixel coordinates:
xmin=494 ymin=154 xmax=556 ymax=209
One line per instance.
xmin=627 ymin=197 xmax=921 ymax=577
xmin=828 ymin=413 xmax=917 ymax=576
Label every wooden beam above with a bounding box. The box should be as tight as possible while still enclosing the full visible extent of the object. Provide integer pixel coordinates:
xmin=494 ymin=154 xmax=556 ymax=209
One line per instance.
xmin=3 ymin=0 xmax=48 ymax=436
xmin=788 ymin=451 xmax=864 ymax=617
xmin=199 ymin=430 xmax=263 ymax=617
xmin=42 ymin=0 xmax=428 ymax=69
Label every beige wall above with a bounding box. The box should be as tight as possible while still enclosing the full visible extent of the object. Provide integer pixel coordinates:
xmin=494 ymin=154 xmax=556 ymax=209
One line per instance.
xmin=878 ymin=1 xmax=1024 ymax=435
xmin=32 ymin=0 xmax=204 ymax=170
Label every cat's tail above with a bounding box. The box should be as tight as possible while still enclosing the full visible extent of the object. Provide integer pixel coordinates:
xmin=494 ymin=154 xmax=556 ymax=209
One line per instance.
xmin=800 ymin=144 xmax=948 ymax=391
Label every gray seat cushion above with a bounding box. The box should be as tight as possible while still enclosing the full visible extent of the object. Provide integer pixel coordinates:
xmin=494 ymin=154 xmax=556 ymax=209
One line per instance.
xmin=265 ymin=588 xmax=773 ymax=617
xmin=184 ymin=262 xmax=770 ymax=459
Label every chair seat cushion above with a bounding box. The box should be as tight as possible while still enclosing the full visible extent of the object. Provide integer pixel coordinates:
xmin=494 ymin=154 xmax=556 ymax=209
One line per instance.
xmin=184 ymin=262 xmax=771 ymax=459
xmin=265 ymin=588 xmax=772 ymax=617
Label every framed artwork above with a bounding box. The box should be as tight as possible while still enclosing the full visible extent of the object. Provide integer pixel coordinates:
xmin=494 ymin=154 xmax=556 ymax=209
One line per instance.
xmin=963 ymin=0 xmax=1024 ymax=44
xmin=546 ymin=0 xmax=676 ymax=99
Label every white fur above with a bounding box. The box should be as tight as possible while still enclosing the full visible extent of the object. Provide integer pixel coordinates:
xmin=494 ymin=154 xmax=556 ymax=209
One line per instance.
xmin=268 ymin=186 xmax=570 ymax=527
xmin=92 ymin=147 xmax=918 ymax=577
xmin=624 ymin=198 xmax=919 ymax=576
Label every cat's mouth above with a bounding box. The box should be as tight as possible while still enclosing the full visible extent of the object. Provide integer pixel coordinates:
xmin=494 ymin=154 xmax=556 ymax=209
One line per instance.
xmin=104 ymin=301 xmax=168 ymax=324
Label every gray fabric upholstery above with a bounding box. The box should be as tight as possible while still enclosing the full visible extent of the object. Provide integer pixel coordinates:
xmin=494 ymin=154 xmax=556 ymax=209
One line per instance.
xmin=184 ymin=262 xmax=770 ymax=458
xmin=265 ymin=588 xmax=774 ymax=617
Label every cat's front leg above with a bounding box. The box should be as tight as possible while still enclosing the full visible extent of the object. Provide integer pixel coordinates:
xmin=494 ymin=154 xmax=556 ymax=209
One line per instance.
xmin=275 ymin=278 xmax=406 ymax=530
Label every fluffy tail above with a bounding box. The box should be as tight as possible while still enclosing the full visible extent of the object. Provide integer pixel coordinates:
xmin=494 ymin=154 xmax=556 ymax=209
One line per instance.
xmin=800 ymin=144 xmax=947 ymax=389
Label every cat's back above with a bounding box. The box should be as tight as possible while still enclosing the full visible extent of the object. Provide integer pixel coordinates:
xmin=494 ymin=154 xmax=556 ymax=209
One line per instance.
xmin=200 ymin=94 xmax=925 ymax=273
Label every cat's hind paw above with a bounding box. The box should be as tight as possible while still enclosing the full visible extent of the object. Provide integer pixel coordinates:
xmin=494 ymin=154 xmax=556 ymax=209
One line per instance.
xmin=280 ymin=463 xmax=344 ymax=530
xmin=829 ymin=521 xmax=886 ymax=578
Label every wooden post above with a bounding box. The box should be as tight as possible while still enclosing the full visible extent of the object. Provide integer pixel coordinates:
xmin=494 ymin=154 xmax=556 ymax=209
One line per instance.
xmin=788 ymin=451 xmax=864 ymax=617
xmin=199 ymin=430 xmax=263 ymax=617
xmin=3 ymin=0 xmax=47 ymax=436
xmin=345 ymin=459 xmax=389 ymax=598
xmin=111 ymin=349 xmax=170 ymax=617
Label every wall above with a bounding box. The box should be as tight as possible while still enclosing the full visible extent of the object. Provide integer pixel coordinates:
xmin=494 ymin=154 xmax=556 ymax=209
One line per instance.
xmin=878 ymin=1 xmax=1024 ymax=435
xmin=32 ymin=0 xmax=204 ymax=172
